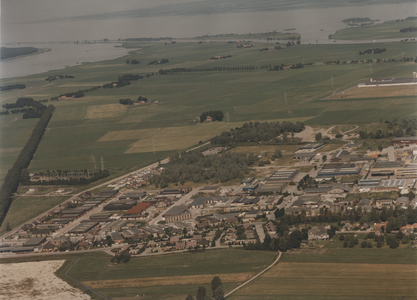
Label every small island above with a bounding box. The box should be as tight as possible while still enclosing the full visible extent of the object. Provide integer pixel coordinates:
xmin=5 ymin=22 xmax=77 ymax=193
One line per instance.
xmin=0 ymin=47 xmax=50 ymax=60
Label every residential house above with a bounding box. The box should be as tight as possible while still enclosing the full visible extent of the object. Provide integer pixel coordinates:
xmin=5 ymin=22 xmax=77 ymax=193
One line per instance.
xmin=308 ymin=227 xmax=329 ymax=240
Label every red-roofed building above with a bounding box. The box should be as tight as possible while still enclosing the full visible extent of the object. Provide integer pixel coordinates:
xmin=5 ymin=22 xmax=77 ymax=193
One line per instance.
xmin=127 ymin=202 xmax=152 ymax=215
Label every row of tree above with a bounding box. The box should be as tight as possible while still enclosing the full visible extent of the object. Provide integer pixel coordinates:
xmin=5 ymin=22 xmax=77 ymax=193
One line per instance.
xmin=0 ymin=84 xmax=25 ymax=91
xmin=210 ymin=121 xmax=305 ymax=145
xmin=2 ymin=98 xmax=48 ymax=119
xmin=103 ymin=74 xmax=144 ymax=89
xmin=119 ymin=99 xmax=134 ymax=105
xmin=158 ymin=66 xmax=259 ymax=74
xmin=150 ymin=151 xmax=258 ymax=187
xmin=399 ymin=27 xmax=417 ymax=33
xmin=149 ymin=59 xmax=169 ymax=65
xmin=0 ymin=105 xmax=55 ymax=227
xmin=358 ymin=118 xmax=417 ymax=139
xmin=20 ymin=169 xmax=110 ymax=186
xmin=45 ymin=75 xmax=74 ymax=82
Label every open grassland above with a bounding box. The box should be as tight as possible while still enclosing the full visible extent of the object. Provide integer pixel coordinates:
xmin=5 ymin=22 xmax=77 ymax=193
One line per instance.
xmin=0 ymin=41 xmax=416 ymax=180
xmin=229 ymin=261 xmax=417 ymax=300
xmin=187 ymin=32 xmax=300 ymax=41
xmin=0 ymin=196 xmax=67 ymax=234
xmin=332 ymin=19 xmax=417 ymax=40
xmin=325 ymin=84 xmax=417 ymax=100
xmin=64 ymin=249 xmax=276 ymax=299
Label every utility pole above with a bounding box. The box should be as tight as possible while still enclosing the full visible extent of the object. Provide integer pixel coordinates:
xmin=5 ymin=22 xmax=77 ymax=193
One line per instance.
xmin=100 ymin=157 xmax=105 ymax=171
xmin=152 ymin=137 xmax=155 ymax=154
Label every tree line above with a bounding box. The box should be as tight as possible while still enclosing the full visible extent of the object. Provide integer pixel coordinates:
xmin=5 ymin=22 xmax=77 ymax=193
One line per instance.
xmin=150 ymin=151 xmax=258 ymax=187
xmin=2 ymin=98 xmax=47 ymax=119
xmin=20 ymin=169 xmax=110 ymax=186
xmin=158 ymin=66 xmax=259 ymax=75
xmin=103 ymin=74 xmax=144 ymax=89
xmin=45 ymin=74 xmax=74 ymax=82
xmin=400 ymin=27 xmax=417 ymax=33
xmin=0 ymin=84 xmax=25 ymax=91
xmin=210 ymin=121 xmax=305 ymax=145
xmin=359 ymin=48 xmax=386 ymax=55
xmin=0 ymin=47 xmax=38 ymax=60
xmin=0 ymin=105 xmax=54 ymax=227
xmin=149 ymin=59 xmax=169 ymax=65
xmin=359 ymin=118 xmax=417 ymax=139
xmin=200 ymin=110 xmax=224 ymax=122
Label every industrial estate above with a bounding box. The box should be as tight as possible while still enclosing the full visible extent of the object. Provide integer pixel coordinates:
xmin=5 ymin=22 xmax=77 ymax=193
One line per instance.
xmin=0 ymin=7 xmax=417 ymax=300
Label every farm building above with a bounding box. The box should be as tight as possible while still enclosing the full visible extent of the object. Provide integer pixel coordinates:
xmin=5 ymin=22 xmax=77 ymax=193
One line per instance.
xmin=359 ymin=74 xmax=417 ymax=87
xmin=293 ymin=152 xmax=316 ymax=161
xmin=391 ymin=137 xmax=417 ymax=146
xmin=266 ymin=170 xmax=299 ymax=183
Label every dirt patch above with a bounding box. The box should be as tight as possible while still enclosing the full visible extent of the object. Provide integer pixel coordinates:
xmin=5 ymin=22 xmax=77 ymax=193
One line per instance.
xmin=0 ymin=260 xmax=90 ymax=300
xmin=318 ymin=249 xmax=328 ymax=254
xmin=83 ymin=272 xmax=253 ymax=289
xmin=325 ymin=85 xmax=417 ymax=100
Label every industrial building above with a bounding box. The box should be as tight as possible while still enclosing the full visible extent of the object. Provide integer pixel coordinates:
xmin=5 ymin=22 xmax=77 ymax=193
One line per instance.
xmin=391 ymin=137 xmax=417 ymax=146
xmin=298 ymin=143 xmax=325 ymax=151
xmin=317 ymin=163 xmax=361 ymax=178
xmin=162 ymin=205 xmax=192 ymax=223
xmin=266 ymin=170 xmax=299 ymax=183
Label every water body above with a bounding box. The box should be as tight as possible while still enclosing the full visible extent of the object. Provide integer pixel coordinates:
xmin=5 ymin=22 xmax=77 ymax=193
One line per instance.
xmin=1 ymin=3 xmax=416 ymax=79
xmin=0 ymin=43 xmax=130 ymax=79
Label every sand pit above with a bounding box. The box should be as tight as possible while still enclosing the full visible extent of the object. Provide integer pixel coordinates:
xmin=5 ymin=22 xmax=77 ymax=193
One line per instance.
xmin=0 ymin=260 xmax=90 ymax=300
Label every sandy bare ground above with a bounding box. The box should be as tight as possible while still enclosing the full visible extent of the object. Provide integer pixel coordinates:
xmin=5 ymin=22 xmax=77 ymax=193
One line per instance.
xmin=83 ymin=272 xmax=253 ymax=289
xmin=293 ymin=126 xmax=335 ymax=142
xmin=0 ymin=260 xmax=90 ymax=300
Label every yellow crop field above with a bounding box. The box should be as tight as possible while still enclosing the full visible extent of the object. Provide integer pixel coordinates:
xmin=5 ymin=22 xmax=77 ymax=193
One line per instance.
xmin=85 ymin=103 xmax=128 ymax=119
xmin=230 ymin=262 xmax=417 ymax=300
xmin=82 ymin=272 xmax=252 ymax=289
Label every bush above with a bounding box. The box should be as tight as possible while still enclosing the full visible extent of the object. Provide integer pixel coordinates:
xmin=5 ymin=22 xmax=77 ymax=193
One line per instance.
xmin=361 ymin=241 xmax=367 ymax=248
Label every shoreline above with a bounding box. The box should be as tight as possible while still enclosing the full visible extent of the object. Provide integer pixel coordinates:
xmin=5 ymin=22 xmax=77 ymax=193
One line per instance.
xmin=0 ymin=47 xmax=51 ymax=62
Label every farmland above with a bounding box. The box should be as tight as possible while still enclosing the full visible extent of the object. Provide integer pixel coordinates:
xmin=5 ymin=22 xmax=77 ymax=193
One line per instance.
xmin=61 ymin=249 xmax=277 ymax=300
xmin=0 ymin=40 xmax=416 ymax=181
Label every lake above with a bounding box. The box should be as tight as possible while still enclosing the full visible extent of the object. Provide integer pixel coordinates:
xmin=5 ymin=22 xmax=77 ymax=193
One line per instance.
xmin=1 ymin=2 xmax=416 ymax=79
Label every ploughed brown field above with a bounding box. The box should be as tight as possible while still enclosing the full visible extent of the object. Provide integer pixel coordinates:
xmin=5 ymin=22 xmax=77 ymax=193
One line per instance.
xmin=83 ymin=272 xmax=253 ymax=289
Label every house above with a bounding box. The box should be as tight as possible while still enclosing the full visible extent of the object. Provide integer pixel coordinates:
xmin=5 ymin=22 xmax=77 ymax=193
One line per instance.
xmin=308 ymin=227 xmax=329 ymax=240
xmin=193 ymin=234 xmax=203 ymax=241
xmin=42 ymin=242 xmax=55 ymax=252
xmin=400 ymin=223 xmax=417 ymax=235
xmin=374 ymin=197 xmax=393 ymax=208
xmin=175 ymin=242 xmax=186 ymax=249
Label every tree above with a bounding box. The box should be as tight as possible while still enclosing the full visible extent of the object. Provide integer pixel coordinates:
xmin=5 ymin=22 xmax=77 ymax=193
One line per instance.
xmin=196 ymin=286 xmax=207 ymax=300
xmin=315 ymin=132 xmax=322 ymax=142
xmin=186 ymin=295 xmax=195 ymax=300
xmin=343 ymin=240 xmax=348 ymax=248
xmin=5 ymin=222 xmax=11 ymax=231
xmin=211 ymin=276 xmax=222 ymax=296
xmin=322 ymin=155 xmax=327 ymax=161
xmin=214 ymin=286 xmax=225 ymax=300
xmin=361 ymin=241 xmax=367 ymax=248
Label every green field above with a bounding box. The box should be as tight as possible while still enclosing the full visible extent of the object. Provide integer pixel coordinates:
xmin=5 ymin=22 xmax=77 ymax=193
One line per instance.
xmin=332 ymin=19 xmax=417 ymax=40
xmin=62 ymin=249 xmax=277 ymax=300
xmin=0 ymin=41 xmax=415 ymax=178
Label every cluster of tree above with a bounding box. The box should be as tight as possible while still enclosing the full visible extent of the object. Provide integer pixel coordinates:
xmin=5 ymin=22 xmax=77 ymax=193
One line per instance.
xmin=359 ymin=48 xmax=386 ymax=55
xmin=210 ymin=121 xmax=305 ymax=145
xmin=200 ymin=110 xmax=224 ymax=122
xmin=124 ymin=37 xmax=172 ymax=42
xmin=103 ymin=74 xmax=144 ymax=89
xmin=268 ymin=62 xmax=306 ymax=71
xmin=260 ymin=46 xmax=283 ymax=51
xmin=209 ymin=55 xmax=231 ymax=59
xmin=0 ymin=84 xmax=26 ymax=91
xmin=149 ymin=59 xmax=169 ymax=65
xmin=158 ymin=65 xmax=259 ymax=74
xmin=2 ymin=98 xmax=48 ymax=119
xmin=20 ymin=169 xmax=110 ymax=186
xmin=119 ymin=99 xmax=134 ymax=105
xmin=400 ymin=27 xmax=417 ymax=33
xmin=359 ymin=118 xmax=417 ymax=139
xmin=286 ymin=40 xmax=301 ymax=47
xmin=186 ymin=276 xmax=224 ymax=300
xmin=150 ymin=151 xmax=257 ymax=187
xmin=376 ymin=57 xmax=415 ymax=63
xmin=125 ymin=59 xmax=140 ymax=64
xmin=297 ymin=174 xmax=315 ymax=191
xmin=45 ymin=75 xmax=74 ymax=82
xmin=0 ymin=47 xmax=38 ymax=60
xmin=110 ymin=250 xmax=131 ymax=264
xmin=0 ymin=105 xmax=54 ymax=227
xmin=237 ymin=43 xmax=253 ymax=48
xmin=137 ymin=96 xmax=148 ymax=102
xmin=59 ymin=90 xmax=85 ymax=98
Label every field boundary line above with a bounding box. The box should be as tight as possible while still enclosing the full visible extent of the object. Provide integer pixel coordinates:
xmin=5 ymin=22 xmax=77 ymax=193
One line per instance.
xmin=64 ymin=257 xmax=109 ymax=300
xmin=224 ymin=251 xmax=281 ymax=298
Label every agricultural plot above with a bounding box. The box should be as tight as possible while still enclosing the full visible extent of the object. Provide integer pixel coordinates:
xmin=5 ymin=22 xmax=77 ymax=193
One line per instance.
xmin=0 ymin=41 xmax=416 ymax=180
xmin=229 ymin=262 xmax=417 ymax=300
xmin=64 ymin=249 xmax=276 ymax=300
xmin=325 ymin=85 xmax=417 ymax=100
